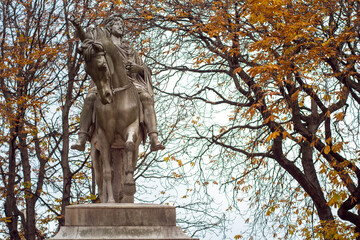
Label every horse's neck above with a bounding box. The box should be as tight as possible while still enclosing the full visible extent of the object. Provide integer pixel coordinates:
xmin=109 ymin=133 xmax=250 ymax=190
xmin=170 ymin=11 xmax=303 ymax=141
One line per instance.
xmin=107 ymin=42 xmax=130 ymax=89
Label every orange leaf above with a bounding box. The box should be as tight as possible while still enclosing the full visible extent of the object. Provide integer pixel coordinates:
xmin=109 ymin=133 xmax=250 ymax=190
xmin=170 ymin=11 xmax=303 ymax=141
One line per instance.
xmin=324 ymin=145 xmax=331 ymax=154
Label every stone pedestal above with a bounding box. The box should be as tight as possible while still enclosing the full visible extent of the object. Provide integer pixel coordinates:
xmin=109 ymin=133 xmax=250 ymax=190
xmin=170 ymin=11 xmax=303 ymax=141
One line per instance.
xmin=49 ymin=203 xmax=197 ymax=240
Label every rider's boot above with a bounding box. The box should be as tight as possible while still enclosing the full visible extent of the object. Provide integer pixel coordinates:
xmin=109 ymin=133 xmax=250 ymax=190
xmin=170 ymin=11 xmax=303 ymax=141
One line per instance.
xmin=71 ymin=132 xmax=88 ymax=151
xmin=140 ymin=92 xmax=165 ymax=151
xmin=71 ymin=90 xmax=96 ymax=152
xmin=149 ymin=132 xmax=165 ymax=151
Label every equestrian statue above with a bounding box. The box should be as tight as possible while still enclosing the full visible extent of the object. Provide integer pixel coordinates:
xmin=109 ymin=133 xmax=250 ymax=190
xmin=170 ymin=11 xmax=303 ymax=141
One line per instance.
xmin=70 ymin=14 xmax=165 ymax=203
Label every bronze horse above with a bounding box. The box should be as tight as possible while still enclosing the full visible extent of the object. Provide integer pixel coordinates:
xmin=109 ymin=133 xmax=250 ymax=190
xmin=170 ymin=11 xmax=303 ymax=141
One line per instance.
xmin=80 ymin=29 xmax=143 ymax=203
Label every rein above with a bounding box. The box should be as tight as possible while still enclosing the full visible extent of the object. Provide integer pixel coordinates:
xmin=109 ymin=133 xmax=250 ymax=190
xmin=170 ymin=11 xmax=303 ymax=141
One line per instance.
xmin=84 ymin=39 xmax=132 ymax=95
xmin=113 ymin=83 xmax=132 ymax=94
xmin=103 ymin=50 xmax=133 ymax=94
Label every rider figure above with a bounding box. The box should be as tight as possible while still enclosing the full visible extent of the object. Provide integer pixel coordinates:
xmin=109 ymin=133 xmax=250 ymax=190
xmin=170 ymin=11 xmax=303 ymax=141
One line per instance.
xmin=71 ymin=14 xmax=165 ymax=152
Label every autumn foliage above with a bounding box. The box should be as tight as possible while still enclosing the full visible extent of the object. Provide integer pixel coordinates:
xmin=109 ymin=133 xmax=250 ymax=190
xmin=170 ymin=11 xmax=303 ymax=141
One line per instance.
xmin=0 ymin=0 xmax=115 ymax=239
xmin=121 ymin=0 xmax=360 ymax=239
xmin=1 ymin=0 xmax=360 ymax=239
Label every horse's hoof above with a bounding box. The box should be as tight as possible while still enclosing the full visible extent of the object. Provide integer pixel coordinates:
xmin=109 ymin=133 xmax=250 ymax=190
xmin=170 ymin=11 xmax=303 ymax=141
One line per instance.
xmin=121 ymin=195 xmax=134 ymax=203
xmin=124 ymin=182 xmax=136 ymax=195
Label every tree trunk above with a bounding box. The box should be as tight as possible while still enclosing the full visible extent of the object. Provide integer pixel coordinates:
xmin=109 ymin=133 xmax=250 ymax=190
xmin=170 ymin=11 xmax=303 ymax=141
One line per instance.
xmin=19 ymin=126 xmax=37 ymax=240
xmin=5 ymin=127 xmax=22 ymax=240
xmin=273 ymin=137 xmax=335 ymax=239
xmin=59 ymin=70 xmax=75 ymax=227
xmin=60 ymin=122 xmax=71 ymax=227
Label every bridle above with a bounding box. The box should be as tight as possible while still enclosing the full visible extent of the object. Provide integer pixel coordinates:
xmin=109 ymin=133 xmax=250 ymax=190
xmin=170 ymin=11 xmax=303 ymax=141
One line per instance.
xmin=82 ymin=39 xmax=132 ymax=94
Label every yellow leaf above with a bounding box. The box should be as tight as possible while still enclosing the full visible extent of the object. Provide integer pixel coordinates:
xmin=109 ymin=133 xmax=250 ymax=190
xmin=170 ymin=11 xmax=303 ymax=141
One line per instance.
xmin=289 ymin=224 xmax=296 ymax=235
xmin=266 ymin=206 xmax=275 ymax=216
xmin=176 ymin=160 xmax=183 ymax=166
xmin=291 ymin=89 xmax=299 ymax=102
xmin=324 ymin=145 xmax=331 ymax=154
xmin=233 ymin=67 xmax=243 ymax=74
xmin=266 ymin=131 xmax=280 ymax=142
xmin=219 ymin=127 xmax=226 ymax=133
xmin=323 ymin=94 xmax=331 ymax=101
xmin=334 ymin=112 xmax=345 ymax=121
xmin=263 ymin=115 xmax=275 ymax=124
xmin=0 ymin=217 xmax=12 ymax=223
xmin=331 ymin=142 xmax=343 ymax=153
xmin=283 ymin=131 xmax=291 ymax=139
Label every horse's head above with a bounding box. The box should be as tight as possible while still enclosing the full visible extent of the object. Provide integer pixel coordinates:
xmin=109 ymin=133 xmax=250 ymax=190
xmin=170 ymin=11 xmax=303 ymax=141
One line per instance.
xmin=81 ymin=39 xmax=113 ymax=104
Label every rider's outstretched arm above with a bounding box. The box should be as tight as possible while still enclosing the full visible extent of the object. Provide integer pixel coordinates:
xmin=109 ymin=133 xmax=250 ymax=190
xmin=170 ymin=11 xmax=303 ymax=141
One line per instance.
xmin=69 ymin=17 xmax=88 ymax=42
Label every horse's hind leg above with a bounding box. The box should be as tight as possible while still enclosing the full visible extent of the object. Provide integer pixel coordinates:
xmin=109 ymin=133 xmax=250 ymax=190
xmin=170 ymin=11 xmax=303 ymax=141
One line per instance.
xmin=123 ymin=131 xmax=137 ymax=203
xmin=91 ymin=146 xmax=104 ymax=202
xmin=98 ymin=129 xmax=115 ymax=203
xmin=112 ymin=148 xmax=124 ymax=202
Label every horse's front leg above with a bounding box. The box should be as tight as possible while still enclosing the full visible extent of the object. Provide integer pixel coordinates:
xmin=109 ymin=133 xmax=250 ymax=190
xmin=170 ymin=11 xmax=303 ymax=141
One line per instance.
xmin=98 ymin=129 xmax=115 ymax=203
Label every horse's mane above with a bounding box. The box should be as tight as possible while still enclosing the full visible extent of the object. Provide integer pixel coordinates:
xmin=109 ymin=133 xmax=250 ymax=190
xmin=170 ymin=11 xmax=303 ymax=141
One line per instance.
xmin=81 ymin=27 xmax=110 ymax=61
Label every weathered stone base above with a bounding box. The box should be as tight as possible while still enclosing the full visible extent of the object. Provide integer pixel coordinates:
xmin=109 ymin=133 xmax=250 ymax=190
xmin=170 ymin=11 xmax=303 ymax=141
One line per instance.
xmin=50 ymin=226 xmax=194 ymax=240
xmin=49 ymin=203 xmax=197 ymax=240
